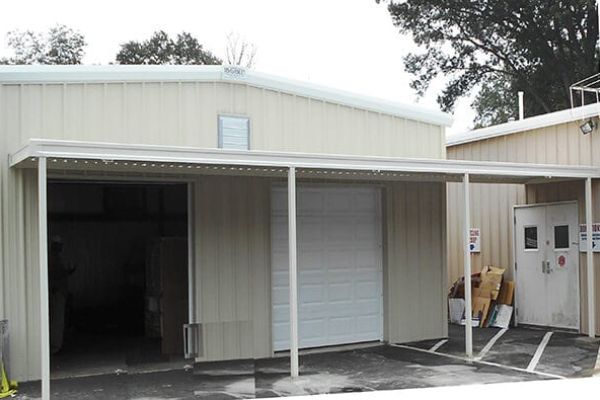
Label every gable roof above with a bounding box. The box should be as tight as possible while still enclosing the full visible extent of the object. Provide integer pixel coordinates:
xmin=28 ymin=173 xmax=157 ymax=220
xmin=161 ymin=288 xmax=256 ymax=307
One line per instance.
xmin=447 ymin=102 xmax=600 ymax=146
xmin=0 ymin=65 xmax=453 ymax=127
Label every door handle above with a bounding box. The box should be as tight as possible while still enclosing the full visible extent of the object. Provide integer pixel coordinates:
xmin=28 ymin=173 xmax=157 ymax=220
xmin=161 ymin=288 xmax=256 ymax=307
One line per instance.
xmin=541 ymin=260 xmax=551 ymax=274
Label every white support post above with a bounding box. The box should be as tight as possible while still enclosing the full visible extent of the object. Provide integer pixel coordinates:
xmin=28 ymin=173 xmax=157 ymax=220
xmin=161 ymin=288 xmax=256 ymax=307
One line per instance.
xmin=586 ymin=177 xmax=595 ymax=338
xmin=463 ymin=173 xmax=473 ymax=358
xmin=518 ymin=91 xmax=524 ymax=120
xmin=187 ymin=182 xmax=195 ymax=324
xmin=38 ymin=157 xmax=50 ymax=400
xmin=288 ymin=166 xmax=299 ymax=378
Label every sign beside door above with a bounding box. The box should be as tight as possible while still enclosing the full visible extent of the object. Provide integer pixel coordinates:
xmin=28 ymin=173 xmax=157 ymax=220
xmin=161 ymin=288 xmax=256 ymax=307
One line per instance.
xmin=470 ymin=228 xmax=481 ymax=253
xmin=579 ymin=223 xmax=600 ymax=252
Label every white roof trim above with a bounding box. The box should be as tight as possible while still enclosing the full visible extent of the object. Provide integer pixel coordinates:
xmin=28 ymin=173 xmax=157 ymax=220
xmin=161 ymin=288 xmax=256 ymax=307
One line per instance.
xmin=0 ymin=65 xmax=453 ymax=127
xmin=10 ymin=139 xmax=600 ymax=181
xmin=447 ymin=102 xmax=600 ymax=146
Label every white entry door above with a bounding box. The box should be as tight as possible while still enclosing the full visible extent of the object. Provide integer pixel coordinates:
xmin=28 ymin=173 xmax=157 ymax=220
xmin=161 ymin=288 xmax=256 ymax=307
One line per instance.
xmin=514 ymin=203 xmax=580 ymax=329
xmin=271 ymin=185 xmax=383 ymax=351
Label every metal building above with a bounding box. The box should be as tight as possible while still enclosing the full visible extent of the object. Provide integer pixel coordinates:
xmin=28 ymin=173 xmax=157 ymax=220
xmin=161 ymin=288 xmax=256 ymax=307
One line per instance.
xmin=447 ymin=103 xmax=600 ymax=336
xmin=0 ymin=65 xmax=597 ymax=400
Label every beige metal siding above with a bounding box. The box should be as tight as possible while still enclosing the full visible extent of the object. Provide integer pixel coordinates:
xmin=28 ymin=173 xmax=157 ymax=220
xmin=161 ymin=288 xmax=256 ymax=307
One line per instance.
xmin=0 ymin=79 xmax=448 ymax=380
xmin=447 ymin=118 xmax=600 ymax=335
xmin=191 ymin=177 xmax=449 ymax=360
xmin=384 ymin=181 xmax=447 ymax=343
xmin=4 ymin=82 xmax=445 ymax=159
xmin=193 ymin=175 xmax=272 ymax=361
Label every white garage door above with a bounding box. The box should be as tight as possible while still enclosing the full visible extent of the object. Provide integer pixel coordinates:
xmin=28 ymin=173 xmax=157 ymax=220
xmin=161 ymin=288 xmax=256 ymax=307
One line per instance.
xmin=271 ymin=185 xmax=383 ymax=351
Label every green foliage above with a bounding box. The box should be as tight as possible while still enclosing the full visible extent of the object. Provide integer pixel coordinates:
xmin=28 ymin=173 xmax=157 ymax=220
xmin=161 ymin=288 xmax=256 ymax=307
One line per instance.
xmin=378 ymin=0 xmax=599 ymax=126
xmin=472 ymin=74 xmax=518 ymax=128
xmin=115 ymin=31 xmax=221 ymax=65
xmin=1 ymin=24 xmax=86 ymax=64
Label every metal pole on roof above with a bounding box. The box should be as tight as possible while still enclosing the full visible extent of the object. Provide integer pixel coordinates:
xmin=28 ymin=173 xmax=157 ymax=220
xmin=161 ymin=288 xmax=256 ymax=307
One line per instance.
xmin=463 ymin=173 xmax=473 ymax=358
xmin=38 ymin=157 xmax=51 ymax=400
xmin=288 ymin=166 xmax=299 ymax=377
xmin=518 ymin=92 xmax=524 ymax=120
xmin=586 ymin=177 xmax=596 ymax=338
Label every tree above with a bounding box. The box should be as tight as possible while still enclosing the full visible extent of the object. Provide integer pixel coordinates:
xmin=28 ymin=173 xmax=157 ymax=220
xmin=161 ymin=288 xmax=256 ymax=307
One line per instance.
xmin=1 ymin=24 xmax=86 ymax=64
xmin=115 ymin=31 xmax=221 ymax=65
xmin=378 ymin=0 xmax=599 ymax=126
xmin=225 ymin=31 xmax=257 ymax=68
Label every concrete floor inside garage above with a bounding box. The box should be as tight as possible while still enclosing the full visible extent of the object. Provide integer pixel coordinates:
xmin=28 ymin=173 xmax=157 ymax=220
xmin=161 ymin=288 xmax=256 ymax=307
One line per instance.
xmin=14 ymin=324 xmax=600 ymax=400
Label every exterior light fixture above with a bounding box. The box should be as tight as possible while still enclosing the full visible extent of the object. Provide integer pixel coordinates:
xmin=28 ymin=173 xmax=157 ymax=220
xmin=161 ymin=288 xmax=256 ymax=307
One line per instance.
xmin=580 ymin=119 xmax=596 ymax=135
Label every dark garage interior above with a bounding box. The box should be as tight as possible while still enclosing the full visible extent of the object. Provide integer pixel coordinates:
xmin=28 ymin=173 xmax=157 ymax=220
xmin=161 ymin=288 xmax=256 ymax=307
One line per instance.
xmin=47 ymin=180 xmax=189 ymax=378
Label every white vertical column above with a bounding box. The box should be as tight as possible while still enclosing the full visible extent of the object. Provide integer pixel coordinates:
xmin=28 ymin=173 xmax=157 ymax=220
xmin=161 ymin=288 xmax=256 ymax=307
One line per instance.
xmin=518 ymin=91 xmax=524 ymax=120
xmin=187 ymin=181 xmax=195 ymax=324
xmin=586 ymin=177 xmax=595 ymax=338
xmin=38 ymin=157 xmax=50 ymax=400
xmin=288 ymin=166 xmax=299 ymax=377
xmin=463 ymin=173 xmax=473 ymax=358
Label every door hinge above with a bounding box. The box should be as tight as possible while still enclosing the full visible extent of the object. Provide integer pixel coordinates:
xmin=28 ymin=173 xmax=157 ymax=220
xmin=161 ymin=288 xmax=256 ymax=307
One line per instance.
xmin=514 ymin=262 xmax=517 ymax=271
xmin=513 ymin=215 xmax=516 ymax=225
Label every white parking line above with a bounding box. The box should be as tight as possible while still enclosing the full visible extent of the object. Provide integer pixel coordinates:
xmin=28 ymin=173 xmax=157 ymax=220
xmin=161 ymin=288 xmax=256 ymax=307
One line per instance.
xmin=526 ymin=331 xmax=553 ymax=372
xmin=476 ymin=328 xmax=508 ymax=360
xmin=392 ymin=343 xmax=565 ymax=380
xmin=429 ymin=339 xmax=448 ymax=352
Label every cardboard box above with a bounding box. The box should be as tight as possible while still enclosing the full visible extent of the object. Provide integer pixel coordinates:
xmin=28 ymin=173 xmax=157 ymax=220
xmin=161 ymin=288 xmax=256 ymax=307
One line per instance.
xmin=479 ymin=266 xmax=505 ymax=300
xmin=472 ymin=297 xmax=491 ymax=328
xmin=497 ymin=281 xmax=515 ymax=305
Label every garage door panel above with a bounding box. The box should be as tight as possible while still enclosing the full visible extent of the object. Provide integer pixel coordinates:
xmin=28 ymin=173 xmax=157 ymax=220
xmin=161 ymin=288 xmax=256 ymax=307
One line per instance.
xmin=271 ymin=186 xmax=383 ymax=351
xmin=328 ymin=317 xmax=354 ymax=334
xmin=298 ymin=251 xmax=324 ymax=271
xmin=325 ymin=219 xmax=355 ymax=242
xmin=299 ymin=284 xmax=325 ymax=304
xmin=325 ymin=250 xmax=355 ymax=270
xmin=328 ymin=283 xmax=353 ymax=302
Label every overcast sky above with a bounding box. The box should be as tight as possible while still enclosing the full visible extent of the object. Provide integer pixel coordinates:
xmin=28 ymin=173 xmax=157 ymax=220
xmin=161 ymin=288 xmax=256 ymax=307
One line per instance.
xmin=0 ymin=0 xmax=476 ymax=135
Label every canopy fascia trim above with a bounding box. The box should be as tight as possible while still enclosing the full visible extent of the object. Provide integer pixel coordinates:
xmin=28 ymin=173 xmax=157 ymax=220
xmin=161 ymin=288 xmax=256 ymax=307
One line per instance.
xmin=10 ymin=139 xmax=600 ymax=182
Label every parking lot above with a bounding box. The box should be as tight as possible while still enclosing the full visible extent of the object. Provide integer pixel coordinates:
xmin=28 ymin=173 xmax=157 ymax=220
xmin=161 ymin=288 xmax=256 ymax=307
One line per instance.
xmin=15 ymin=324 xmax=600 ymax=399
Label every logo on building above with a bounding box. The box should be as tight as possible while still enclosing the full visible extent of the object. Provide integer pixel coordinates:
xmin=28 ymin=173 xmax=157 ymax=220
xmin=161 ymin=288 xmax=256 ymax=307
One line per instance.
xmin=223 ymin=66 xmax=246 ymax=79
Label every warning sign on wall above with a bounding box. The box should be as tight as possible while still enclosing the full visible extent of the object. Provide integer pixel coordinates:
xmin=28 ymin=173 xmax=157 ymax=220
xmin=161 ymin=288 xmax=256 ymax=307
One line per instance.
xmin=579 ymin=223 xmax=600 ymax=252
xmin=470 ymin=228 xmax=481 ymax=253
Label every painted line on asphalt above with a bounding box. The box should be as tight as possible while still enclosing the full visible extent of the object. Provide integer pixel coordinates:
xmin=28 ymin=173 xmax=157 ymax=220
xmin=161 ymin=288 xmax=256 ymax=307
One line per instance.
xmin=476 ymin=328 xmax=508 ymax=360
xmin=392 ymin=344 xmax=565 ymax=380
xmin=428 ymin=339 xmax=448 ymax=352
xmin=595 ymin=340 xmax=600 ymax=371
xmin=526 ymin=331 xmax=553 ymax=372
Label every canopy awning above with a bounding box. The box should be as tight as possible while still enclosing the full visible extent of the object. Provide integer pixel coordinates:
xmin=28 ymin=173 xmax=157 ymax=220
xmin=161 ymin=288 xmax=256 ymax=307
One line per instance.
xmin=10 ymin=139 xmax=600 ymax=184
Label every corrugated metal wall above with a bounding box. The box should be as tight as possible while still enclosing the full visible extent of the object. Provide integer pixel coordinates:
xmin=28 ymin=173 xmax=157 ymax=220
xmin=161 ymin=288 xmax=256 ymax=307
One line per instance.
xmin=192 ymin=175 xmax=272 ymax=361
xmin=447 ymin=118 xmax=600 ymax=335
xmin=0 ymin=79 xmax=447 ymax=380
xmin=5 ymin=82 xmax=445 ymax=159
xmin=191 ymin=177 xmax=448 ymax=362
xmin=384 ymin=181 xmax=447 ymax=343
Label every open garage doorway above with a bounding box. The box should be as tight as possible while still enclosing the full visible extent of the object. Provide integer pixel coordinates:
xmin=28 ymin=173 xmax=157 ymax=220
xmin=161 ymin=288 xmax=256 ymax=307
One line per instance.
xmin=47 ymin=180 xmax=190 ymax=378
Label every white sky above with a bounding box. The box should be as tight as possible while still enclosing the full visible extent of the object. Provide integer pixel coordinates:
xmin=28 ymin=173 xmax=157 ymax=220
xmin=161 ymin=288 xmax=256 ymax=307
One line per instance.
xmin=0 ymin=0 xmax=476 ymax=135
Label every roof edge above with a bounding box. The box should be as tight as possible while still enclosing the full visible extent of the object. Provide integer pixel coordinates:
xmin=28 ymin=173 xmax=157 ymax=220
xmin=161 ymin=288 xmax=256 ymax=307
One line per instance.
xmin=0 ymin=65 xmax=453 ymax=127
xmin=447 ymin=103 xmax=600 ymax=146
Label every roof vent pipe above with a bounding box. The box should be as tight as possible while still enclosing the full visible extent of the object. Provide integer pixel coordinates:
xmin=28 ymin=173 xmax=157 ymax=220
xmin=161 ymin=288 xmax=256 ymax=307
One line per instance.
xmin=518 ymin=91 xmax=524 ymax=120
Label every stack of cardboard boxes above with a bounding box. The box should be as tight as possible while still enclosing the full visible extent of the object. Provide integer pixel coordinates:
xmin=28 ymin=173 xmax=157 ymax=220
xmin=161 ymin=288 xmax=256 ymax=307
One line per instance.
xmin=449 ymin=266 xmax=515 ymax=328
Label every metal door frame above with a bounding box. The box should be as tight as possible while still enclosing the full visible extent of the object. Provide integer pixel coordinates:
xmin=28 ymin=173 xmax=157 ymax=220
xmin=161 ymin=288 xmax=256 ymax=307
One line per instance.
xmin=512 ymin=201 xmax=580 ymax=331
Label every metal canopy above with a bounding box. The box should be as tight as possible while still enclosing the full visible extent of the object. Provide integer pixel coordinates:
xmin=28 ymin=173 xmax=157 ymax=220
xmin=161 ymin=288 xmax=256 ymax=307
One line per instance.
xmin=10 ymin=139 xmax=600 ymax=183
